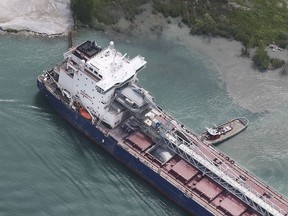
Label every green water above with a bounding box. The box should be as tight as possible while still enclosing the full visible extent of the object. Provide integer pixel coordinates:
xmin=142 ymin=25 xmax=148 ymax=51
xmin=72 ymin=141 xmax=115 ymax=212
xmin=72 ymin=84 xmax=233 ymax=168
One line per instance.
xmin=0 ymin=30 xmax=287 ymax=216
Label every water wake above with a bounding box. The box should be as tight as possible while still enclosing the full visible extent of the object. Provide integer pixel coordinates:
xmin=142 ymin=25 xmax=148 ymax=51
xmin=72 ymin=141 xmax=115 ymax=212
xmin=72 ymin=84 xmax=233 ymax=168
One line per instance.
xmin=0 ymin=99 xmax=18 ymax=103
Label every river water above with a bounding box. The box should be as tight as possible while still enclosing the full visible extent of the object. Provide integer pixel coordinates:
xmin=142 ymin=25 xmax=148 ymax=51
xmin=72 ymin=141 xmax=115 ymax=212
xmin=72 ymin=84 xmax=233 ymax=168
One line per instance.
xmin=0 ymin=29 xmax=287 ymax=215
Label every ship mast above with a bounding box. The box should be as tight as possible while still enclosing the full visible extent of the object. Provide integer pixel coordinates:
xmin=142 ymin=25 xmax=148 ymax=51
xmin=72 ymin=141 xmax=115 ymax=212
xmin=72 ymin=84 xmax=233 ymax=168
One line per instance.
xmin=68 ymin=31 xmax=73 ymax=49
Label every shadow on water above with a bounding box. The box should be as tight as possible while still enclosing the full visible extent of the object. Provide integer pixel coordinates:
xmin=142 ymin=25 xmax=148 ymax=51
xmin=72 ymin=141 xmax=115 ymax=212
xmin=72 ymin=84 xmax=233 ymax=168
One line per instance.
xmin=33 ymin=91 xmax=56 ymax=114
xmin=33 ymin=91 xmax=101 ymax=156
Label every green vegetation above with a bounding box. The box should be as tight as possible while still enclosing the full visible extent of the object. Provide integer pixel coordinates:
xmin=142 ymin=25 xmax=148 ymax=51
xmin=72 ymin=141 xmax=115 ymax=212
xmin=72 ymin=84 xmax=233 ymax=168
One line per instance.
xmin=70 ymin=0 xmax=288 ymax=70
xmin=71 ymin=0 xmax=148 ymax=27
xmin=270 ymin=57 xmax=285 ymax=69
xmin=5 ymin=29 xmax=19 ymax=33
xmin=253 ymin=46 xmax=270 ymax=70
xmin=240 ymin=47 xmax=250 ymax=58
xmin=71 ymin=0 xmax=94 ymax=25
xmin=153 ymin=0 xmax=185 ymax=18
xmin=152 ymin=0 xmax=288 ymax=49
xmin=225 ymin=1 xmax=288 ymax=49
xmin=252 ymin=45 xmax=285 ymax=71
xmin=151 ymin=0 xmax=288 ymax=70
xmin=70 ymin=0 xmax=288 ymax=49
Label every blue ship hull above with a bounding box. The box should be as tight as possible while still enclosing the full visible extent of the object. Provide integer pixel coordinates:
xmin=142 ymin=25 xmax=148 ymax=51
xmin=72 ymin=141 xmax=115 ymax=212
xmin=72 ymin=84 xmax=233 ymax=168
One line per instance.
xmin=37 ymin=79 xmax=213 ymax=216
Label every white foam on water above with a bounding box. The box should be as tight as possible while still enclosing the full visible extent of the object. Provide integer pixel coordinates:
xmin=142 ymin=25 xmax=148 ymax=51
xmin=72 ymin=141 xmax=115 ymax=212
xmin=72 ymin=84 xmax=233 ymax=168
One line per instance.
xmin=0 ymin=99 xmax=18 ymax=103
xmin=0 ymin=0 xmax=73 ymax=35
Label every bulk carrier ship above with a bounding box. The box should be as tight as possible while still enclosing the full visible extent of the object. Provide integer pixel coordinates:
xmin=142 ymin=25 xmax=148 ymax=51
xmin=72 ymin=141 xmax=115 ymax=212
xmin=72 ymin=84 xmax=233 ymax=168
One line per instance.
xmin=37 ymin=40 xmax=288 ymax=216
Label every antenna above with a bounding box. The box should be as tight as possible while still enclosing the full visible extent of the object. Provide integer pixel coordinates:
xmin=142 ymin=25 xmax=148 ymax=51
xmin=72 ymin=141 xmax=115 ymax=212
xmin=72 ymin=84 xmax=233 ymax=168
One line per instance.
xmin=109 ymin=41 xmax=117 ymax=68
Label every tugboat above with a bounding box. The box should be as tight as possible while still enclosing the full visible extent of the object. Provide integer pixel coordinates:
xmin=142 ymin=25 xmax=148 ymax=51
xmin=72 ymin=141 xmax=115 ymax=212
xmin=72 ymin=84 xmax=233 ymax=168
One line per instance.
xmin=200 ymin=117 xmax=249 ymax=145
xmin=37 ymin=40 xmax=288 ymax=216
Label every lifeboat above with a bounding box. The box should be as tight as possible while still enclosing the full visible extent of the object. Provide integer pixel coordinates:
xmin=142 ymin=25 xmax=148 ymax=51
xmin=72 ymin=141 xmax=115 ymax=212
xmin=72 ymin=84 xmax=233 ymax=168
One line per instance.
xmin=79 ymin=107 xmax=92 ymax=120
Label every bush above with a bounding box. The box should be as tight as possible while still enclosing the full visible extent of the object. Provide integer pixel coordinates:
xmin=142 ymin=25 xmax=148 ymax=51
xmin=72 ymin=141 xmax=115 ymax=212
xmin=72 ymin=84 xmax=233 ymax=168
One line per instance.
xmin=270 ymin=58 xmax=285 ymax=69
xmin=241 ymin=47 xmax=250 ymax=57
xmin=71 ymin=0 xmax=94 ymax=24
xmin=253 ymin=46 xmax=269 ymax=70
xmin=276 ymin=31 xmax=288 ymax=48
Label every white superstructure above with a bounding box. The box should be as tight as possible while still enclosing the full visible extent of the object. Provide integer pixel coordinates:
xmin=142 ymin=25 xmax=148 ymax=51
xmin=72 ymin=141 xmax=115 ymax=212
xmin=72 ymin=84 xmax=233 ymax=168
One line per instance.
xmin=57 ymin=40 xmax=147 ymax=128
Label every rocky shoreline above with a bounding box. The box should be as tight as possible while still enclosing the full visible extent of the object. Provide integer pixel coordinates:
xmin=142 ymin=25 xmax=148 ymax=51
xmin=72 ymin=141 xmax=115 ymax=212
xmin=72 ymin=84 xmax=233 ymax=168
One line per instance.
xmin=0 ymin=27 xmax=70 ymax=38
xmin=0 ymin=0 xmax=73 ymax=36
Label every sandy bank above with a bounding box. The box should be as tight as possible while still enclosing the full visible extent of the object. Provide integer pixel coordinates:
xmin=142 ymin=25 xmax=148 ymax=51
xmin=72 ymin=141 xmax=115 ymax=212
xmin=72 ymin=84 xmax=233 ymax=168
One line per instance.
xmin=162 ymin=24 xmax=288 ymax=113
xmin=113 ymin=4 xmax=288 ymax=113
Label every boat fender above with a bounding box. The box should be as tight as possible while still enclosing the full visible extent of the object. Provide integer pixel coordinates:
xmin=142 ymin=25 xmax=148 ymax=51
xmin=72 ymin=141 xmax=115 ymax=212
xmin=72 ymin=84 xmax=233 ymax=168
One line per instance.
xmin=225 ymin=156 xmax=229 ymax=161
xmin=230 ymin=160 xmax=235 ymax=164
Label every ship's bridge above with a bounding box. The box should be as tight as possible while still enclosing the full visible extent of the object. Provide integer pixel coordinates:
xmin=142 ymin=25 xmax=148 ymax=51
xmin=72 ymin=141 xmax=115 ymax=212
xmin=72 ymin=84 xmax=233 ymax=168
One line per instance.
xmin=86 ymin=42 xmax=147 ymax=92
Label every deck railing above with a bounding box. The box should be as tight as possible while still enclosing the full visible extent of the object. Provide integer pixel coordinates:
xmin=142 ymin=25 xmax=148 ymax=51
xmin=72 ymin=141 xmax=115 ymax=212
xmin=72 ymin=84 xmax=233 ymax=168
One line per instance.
xmin=159 ymin=122 xmax=285 ymax=216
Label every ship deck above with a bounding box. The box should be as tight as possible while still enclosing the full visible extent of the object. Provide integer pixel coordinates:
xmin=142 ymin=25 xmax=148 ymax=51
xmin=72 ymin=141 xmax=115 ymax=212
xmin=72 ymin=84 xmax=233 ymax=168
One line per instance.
xmin=108 ymin=114 xmax=288 ymax=216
